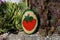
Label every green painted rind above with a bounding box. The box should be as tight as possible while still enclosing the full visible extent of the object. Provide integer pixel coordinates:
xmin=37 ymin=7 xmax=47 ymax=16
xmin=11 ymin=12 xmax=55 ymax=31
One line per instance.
xmin=22 ymin=9 xmax=38 ymax=34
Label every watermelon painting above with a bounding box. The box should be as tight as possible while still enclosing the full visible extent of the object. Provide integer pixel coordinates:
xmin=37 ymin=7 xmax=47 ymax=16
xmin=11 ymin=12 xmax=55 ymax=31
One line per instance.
xmin=22 ymin=10 xmax=38 ymax=34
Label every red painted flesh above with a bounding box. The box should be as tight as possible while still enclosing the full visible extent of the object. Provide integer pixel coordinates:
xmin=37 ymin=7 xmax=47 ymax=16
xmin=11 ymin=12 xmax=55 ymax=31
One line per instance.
xmin=22 ymin=19 xmax=36 ymax=31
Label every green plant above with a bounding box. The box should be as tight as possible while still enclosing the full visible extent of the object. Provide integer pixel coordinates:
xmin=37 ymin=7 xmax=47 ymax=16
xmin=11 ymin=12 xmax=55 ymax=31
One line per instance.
xmin=0 ymin=1 xmax=28 ymax=34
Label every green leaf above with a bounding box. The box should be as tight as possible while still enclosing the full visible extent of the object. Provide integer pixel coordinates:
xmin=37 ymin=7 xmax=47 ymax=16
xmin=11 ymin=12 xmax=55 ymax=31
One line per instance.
xmin=24 ymin=14 xmax=33 ymax=22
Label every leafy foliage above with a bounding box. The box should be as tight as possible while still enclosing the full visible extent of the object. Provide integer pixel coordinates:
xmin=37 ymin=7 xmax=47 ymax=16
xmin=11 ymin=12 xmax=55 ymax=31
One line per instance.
xmin=0 ymin=1 xmax=28 ymax=34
